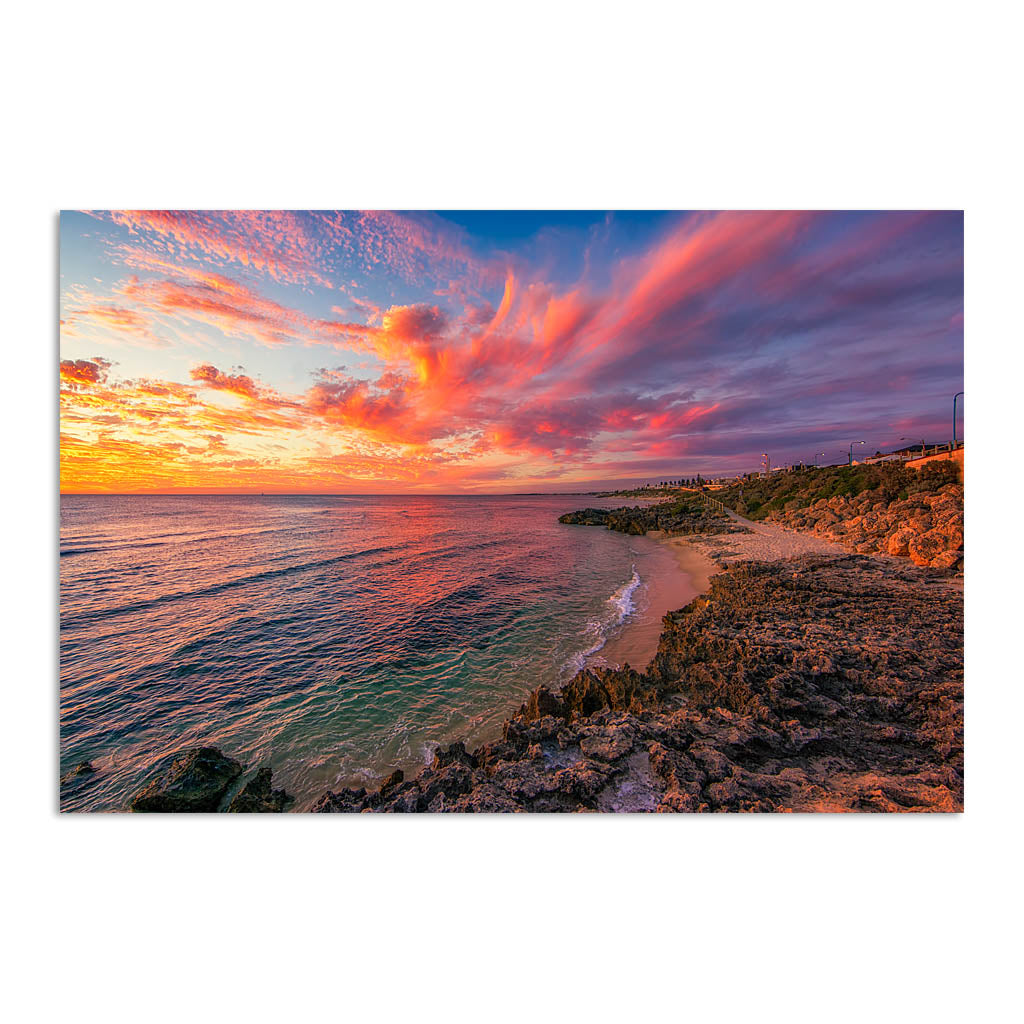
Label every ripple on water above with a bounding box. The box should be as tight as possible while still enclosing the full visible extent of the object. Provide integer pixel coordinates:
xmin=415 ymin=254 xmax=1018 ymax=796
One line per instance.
xmin=60 ymin=494 xmax=685 ymax=811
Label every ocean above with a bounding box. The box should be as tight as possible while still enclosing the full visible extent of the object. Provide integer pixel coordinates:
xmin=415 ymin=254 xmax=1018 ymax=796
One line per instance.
xmin=59 ymin=493 xmax=691 ymax=811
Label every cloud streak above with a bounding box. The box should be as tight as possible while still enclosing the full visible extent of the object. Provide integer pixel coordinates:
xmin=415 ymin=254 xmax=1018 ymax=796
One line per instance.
xmin=60 ymin=210 xmax=963 ymax=492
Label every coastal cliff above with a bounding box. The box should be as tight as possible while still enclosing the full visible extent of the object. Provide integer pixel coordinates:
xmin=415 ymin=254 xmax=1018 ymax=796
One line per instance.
xmin=762 ymin=485 xmax=963 ymax=569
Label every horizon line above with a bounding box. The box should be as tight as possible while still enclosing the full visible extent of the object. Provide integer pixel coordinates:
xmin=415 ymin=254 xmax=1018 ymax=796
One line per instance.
xmin=58 ymin=489 xmax=633 ymax=497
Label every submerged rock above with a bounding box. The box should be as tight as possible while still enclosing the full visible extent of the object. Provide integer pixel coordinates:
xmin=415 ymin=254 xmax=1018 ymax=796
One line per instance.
xmin=227 ymin=766 xmax=294 ymax=813
xmin=130 ymin=746 xmax=243 ymax=812
xmin=61 ymin=760 xmax=95 ymax=785
xmin=60 ymin=760 xmax=98 ymax=803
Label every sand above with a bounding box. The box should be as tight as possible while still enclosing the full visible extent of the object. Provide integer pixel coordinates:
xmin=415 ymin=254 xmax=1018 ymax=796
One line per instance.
xmin=662 ymin=510 xmax=850 ymax=569
xmin=590 ymin=532 xmax=705 ymax=673
xmin=602 ymin=512 xmax=851 ymax=672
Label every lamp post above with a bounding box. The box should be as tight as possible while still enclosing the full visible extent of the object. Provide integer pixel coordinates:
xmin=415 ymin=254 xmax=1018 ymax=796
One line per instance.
xmin=813 ymin=451 xmax=826 ymax=468
xmin=761 ymin=452 xmax=770 ymax=476
xmin=848 ymin=440 xmax=865 ymax=466
xmin=953 ymin=391 xmax=964 ymax=448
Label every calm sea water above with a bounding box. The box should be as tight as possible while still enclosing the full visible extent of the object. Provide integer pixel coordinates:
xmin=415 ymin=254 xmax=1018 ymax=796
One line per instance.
xmin=60 ymin=494 xmax=678 ymax=811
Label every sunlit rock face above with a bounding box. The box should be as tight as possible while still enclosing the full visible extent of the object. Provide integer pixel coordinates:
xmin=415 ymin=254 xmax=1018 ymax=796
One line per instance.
xmin=766 ymin=482 xmax=964 ymax=572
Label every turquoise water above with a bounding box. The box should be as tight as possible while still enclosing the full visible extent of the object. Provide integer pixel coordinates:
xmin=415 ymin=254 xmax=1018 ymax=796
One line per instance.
xmin=60 ymin=494 xmax=668 ymax=810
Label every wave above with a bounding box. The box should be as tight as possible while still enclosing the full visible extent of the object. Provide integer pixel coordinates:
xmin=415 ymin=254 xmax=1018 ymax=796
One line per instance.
xmin=61 ymin=538 xmax=177 ymax=557
xmin=563 ymin=565 xmax=642 ymax=677
xmin=61 ymin=541 xmax=405 ymax=628
xmin=59 ymin=493 xmax=649 ymax=809
xmin=61 ymin=525 xmax=335 ymax=560
xmin=608 ymin=567 xmax=641 ymax=626
xmin=563 ymin=623 xmax=611 ymax=677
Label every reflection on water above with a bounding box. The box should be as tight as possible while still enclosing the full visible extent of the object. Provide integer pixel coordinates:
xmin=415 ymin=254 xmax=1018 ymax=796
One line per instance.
xmin=60 ymin=494 xmax=689 ymax=810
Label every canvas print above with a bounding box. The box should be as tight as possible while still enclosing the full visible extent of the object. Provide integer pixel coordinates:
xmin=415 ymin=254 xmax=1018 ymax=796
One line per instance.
xmin=59 ymin=210 xmax=964 ymax=813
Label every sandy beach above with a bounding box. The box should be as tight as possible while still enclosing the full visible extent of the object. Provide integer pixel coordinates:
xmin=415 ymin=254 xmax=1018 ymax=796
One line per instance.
xmin=657 ymin=510 xmax=849 ymax=569
xmin=568 ymin=505 xmax=858 ymax=680
xmin=591 ymin=532 xmax=710 ymax=673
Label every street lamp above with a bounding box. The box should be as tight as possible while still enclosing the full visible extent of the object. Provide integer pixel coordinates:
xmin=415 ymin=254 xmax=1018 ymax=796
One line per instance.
xmin=953 ymin=391 xmax=964 ymax=448
xmin=848 ymin=440 xmax=865 ymax=466
xmin=761 ymin=452 xmax=770 ymax=475
xmin=813 ymin=451 xmax=826 ymax=468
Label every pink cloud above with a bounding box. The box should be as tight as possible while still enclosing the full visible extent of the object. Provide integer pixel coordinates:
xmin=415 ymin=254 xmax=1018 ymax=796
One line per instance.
xmin=103 ymin=211 xmax=335 ymax=288
xmin=63 ymin=210 xmax=962 ymax=490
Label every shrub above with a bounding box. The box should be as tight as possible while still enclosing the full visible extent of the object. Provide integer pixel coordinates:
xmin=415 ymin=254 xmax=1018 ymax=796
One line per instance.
xmin=910 ymin=461 xmax=961 ymax=492
xmin=876 ymin=463 xmax=911 ymax=503
xmin=714 ymin=459 xmax=963 ymax=516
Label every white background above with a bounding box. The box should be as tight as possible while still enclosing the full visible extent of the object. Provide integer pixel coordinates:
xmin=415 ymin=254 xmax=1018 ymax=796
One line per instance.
xmin=4 ymin=1 xmax=1021 ymax=1021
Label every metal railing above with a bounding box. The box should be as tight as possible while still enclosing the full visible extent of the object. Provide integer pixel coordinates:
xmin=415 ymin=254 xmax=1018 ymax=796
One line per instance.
xmin=904 ymin=441 xmax=964 ymax=460
xmin=864 ymin=441 xmax=965 ymax=465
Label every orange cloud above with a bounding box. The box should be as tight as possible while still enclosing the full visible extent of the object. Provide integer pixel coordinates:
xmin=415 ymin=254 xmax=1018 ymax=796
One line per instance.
xmin=189 ymin=364 xmax=261 ymax=401
xmin=60 ymin=358 xmax=111 ymax=386
xmin=61 ymin=211 xmax=962 ymax=491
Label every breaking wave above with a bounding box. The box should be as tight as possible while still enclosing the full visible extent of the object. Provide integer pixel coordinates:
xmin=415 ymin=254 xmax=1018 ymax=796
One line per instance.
xmin=563 ymin=566 xmax=643 ymax=677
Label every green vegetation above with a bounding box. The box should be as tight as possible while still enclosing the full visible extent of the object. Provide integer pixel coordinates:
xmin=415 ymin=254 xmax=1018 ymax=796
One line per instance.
xmin=597 ymin=475 xmax=708 ymax=498
xmin=596 ymin=485 xmax=692 ymax=498
xmin=715 ymin=461 xmax=961 ymax=521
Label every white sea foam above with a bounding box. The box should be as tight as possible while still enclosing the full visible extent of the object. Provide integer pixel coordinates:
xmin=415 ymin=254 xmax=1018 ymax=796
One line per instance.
xmin=60 ymin=494 xmax=661 ymax=810
xmin=608 ymin=566 xmax=642 ymax=625
xmin=564 ymin=621 xmax=611 ymax=675
xmin=563 ymin=566 xmax=642 ymax=676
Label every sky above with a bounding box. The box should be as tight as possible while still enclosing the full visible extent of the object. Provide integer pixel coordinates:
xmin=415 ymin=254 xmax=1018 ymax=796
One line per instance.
xmin=59 ymin=210 xmax=964 ymax=493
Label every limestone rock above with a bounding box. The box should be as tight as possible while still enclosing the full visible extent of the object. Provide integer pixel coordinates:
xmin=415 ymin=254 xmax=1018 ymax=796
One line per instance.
xmin=908 ymin=530 xmax=946 ymax=567
xmin=886 ymin=527 xmax=916 ymax=556
xmin=929 ymin=550 xmax=962 ymax=570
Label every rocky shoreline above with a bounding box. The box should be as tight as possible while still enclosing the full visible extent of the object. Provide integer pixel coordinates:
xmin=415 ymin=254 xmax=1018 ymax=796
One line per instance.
xmin=710 ymin=461 xmax=965 ymax=572
xmin=112 ymin=495 xmax=963 ymax=813
xmin=311 ymin=552 xmax=962 ymax=812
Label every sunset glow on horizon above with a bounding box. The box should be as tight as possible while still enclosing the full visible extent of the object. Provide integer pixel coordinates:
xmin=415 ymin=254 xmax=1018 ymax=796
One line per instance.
xmin=59 ymin=210 xmax=964 ymax=493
